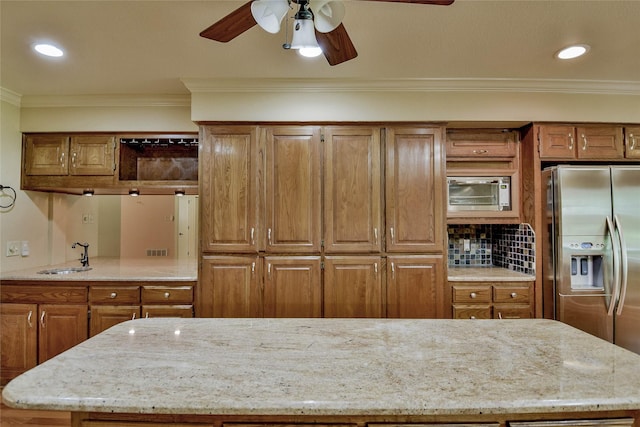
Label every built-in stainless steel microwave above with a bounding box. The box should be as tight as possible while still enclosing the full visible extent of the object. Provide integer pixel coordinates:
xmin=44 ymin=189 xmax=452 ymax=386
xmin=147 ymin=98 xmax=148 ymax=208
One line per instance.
xmin=447 ymin=176 xmax=511 ymax=212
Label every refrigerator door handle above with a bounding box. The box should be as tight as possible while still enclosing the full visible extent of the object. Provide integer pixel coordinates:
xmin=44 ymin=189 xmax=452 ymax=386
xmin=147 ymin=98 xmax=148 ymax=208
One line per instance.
xmin=614 ymin=215 xmax=629 ymax=315
xmin=605 ymin=216 xmax=621 ymax=316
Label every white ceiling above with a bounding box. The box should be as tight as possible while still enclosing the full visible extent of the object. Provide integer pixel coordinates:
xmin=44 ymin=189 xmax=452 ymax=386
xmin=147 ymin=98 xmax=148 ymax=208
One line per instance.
xmin=2 ymin=0 xmax=640 ymax=98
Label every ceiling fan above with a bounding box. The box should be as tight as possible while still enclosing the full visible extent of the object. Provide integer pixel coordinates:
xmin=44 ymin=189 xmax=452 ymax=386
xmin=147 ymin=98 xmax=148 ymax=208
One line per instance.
xmin=200 ymin=0 xmax=454 ymax=66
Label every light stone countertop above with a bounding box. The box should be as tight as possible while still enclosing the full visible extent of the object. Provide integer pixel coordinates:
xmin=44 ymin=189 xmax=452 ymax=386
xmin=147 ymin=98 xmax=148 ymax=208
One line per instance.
xmin=448 ymin=266 xmax=535 ymax=281
xmin=0 ymin=257 xmax=197 ymax=282
xmin=3 ymin=318 xmax=640 ymax=416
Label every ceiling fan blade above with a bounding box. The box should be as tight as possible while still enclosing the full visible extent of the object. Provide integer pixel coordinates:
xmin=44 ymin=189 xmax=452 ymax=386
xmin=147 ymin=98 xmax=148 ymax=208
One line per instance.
xmin=315 ymin=23 xmax=358 ymax=66
xmin=361 ymin=0 xmax=454 ymax=5
xmin=200 ymin=1 xmax=257 ymax=43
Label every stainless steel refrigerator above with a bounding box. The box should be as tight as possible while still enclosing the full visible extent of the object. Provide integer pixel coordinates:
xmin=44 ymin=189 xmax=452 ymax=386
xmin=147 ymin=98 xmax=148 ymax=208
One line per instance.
xmin=542 ymin=165 xmax=640 ymax=354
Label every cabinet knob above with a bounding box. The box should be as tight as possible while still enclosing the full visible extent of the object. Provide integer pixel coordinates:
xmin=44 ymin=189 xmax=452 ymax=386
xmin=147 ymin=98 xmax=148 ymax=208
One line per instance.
xmin=510 ymin=292 xmax=518 ymax=298
xmin=470 ymin=292 xmax=477 ymax=299
xmin=164 ymin=292 xmax=170 ymax=299
xmin=110 ymin=292 xmax=117 ymax=299
xmin=470 ymin=316 xmax=476 ymax=320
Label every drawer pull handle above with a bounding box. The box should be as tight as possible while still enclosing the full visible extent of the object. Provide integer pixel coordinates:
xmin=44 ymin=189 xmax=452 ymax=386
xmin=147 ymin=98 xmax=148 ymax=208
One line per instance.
xmin=510 ymin=292 xmax=518 ymax=298
xmin=472 ymin=149 xmax=488 ymax=155
xmin=110 ymin=292 xmax=117 ymax=299
xmin=470 ymin=292 xmax=477 ymax=299
xmin=164 ymin=292 xmax=170 ymax=299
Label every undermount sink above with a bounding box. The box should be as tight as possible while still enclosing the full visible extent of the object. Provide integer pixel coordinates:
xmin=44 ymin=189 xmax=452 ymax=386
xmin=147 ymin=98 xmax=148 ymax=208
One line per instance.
xmin=37 ymin=267 xmax=92 ymax=275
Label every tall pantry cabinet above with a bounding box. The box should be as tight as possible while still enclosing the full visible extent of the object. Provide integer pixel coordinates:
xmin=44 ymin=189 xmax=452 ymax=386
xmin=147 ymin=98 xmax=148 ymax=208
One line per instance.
xmin=198 ymin=124 xmax=446 ymax=318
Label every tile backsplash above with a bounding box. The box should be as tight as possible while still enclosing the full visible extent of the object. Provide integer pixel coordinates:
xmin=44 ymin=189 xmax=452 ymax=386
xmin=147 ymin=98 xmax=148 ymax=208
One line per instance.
xmin=447 ymin=223 xmax=535 ymax=275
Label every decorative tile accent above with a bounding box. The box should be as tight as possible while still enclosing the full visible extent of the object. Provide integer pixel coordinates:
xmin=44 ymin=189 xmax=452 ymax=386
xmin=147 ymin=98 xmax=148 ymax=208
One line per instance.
xmin=447 ymin=223 xmax=535 ymax=275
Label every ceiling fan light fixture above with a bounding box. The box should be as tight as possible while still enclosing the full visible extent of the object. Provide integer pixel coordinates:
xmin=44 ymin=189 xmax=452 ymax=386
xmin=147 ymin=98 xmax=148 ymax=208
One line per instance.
xmin=290 ymin=18 xmax=322 ymax=57
xmin=310 ymin=0 xmax=345 ymax=33
xmin=555 ymin=44 xmax=590 ymax=60
xmin=251 ymin=0 xmax=290 ymax=34
xmin=34 ymin=43 xmax=64 ymax=57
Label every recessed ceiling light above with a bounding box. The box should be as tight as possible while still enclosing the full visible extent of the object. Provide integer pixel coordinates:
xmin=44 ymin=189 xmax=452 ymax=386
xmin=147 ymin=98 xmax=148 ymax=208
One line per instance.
xmin=34 ymin=43 xmax=64 ymax=57
xmin=555 ymin=44 xmax=590 ymax=60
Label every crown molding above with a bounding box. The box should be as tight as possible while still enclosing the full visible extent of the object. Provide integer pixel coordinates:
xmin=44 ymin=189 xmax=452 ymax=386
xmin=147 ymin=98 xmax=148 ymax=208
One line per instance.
xmin=19 ymin=94 xmax=191 ymax=108
xmin=0 ymin=87 xmax=22 ymax=106
xmin=182 ymin=78 xmax=640 ymax=96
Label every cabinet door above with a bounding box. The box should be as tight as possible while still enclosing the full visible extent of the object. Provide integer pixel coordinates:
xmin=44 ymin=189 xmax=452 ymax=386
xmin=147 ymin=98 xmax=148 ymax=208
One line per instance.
xmin=201 ymin=126 xmax=259 ymax=253
xmin=38 ymin=304 xmax=88 ymax=363
xmin=324 ymin=256 xmax=383 ymax=318
xmin=386 ymin=127 xmax=444 ymax=252
xmin=24 ymin=134 xmax=69 ymax=175
xmin=0 ymin=303 xmax=37 ymax=385
xmin=265 ymin=126 xmax=322 ymax=253
xmin=625 ymin=126 xmax=640 ymax=159
xmin=324 ymin=127 xmax=382 ymax=253
xmin=199 ymin=256 xmax=263 ymax=317
xmin=69 ymin=135 xmax=116 ymax=175
xmin=576 ymin=126 xmax=624 ymax=159
xmin=386 ymin=255 xmax=444 ymax=318
xmin=538 ymin=125 xmax=576 ymax=159
xmin=90 ymin=305 xmax=140 ymax=337
xmin=142 ymin=305 xmax=194 ymax=318
xmin=263 ymin=256 xmax=322 ymax=318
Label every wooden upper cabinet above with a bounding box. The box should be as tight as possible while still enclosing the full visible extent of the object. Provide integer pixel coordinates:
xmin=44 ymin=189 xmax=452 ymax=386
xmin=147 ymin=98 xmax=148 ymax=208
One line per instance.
xmin=446 ymin=129 xmax=517 ymax=158
xmin=386 ymin=255 xmax=444 ymax=318
xmin=263 ymin=256 xmax=322 ymax=318
xmin=323 ymin=127 xmax=382 ymax=253
xmin=626 ymin=126 xmax=640 ymax=159
xmin=385 ymin=127 xmax=445 ymax=253
xmin=24 ymin=134 xmax=70 ymax=175
xmin=199 ymin=256 xmax=263 ymax=318
xmin=264 ymin=126 xmax=322 ymax=253
xmin=69 ymin=135 xmax=116 ymax=175
xmin=200 ymin=126 xmax=260 ymax=253
xmin=323 ymin=256 xmax=383 ymax=318
xmin=24 ymin=134 xmax=115 ymax=176
xmin=538 ymin=125 xmax=624 ymax=159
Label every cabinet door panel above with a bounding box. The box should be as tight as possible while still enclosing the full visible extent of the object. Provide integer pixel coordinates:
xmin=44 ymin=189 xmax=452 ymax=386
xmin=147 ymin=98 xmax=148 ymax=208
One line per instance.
xmin=538 ymin=125 xmax=576 ymax=159
xmin=0 ymin=304 xmax=37 ymax=385
xmin=24 ymin=134 xmax=69 ymax=175
xmin=90 ymin=305 xmax=140 ymax=337
xmin=386 ymin=255 xmax=444 ymax=318
xmin=265 ymin=126 xmax=322 ymax=253
xmin=576 ymin=126 xmax=624 ymax=159
xmin=386 ymin=127 xmax=444 ymax=252
xmin=199 ymin=256 xmax=262 ymax=318
xmin=263 ymin=256 xmax=322 ymax=318
xmin=626 ymin=126 xmax=640 ymax=159
xmin=201 ymin=126 xmax=259 ymax=253
xmin=324 ymin=256 xmax=383 ymax=318
xmin=324 ymin=127 xmax=381 ymax=253
xmin=142 ymin=305 xmax=194 ymax=318
xmin=38 ymin=304 xmax=88 ymax=363
xmin=69 ymin=135 xmax=116 ymax=175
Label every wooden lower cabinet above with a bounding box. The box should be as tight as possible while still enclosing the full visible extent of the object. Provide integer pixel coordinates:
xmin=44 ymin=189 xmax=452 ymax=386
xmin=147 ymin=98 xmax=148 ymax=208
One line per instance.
xmin=199 ymin=256 xmax=263 ymax=318
xmin=90 ymin=305 xmax=139 ymax=336
xmin=324 ymin=256 xmax=383 ymax=318
xmin=386 ymin=255 xmax=444 ymax=318
xmin=451 ymin=281 xmax=534 ymax=319
xmin=263 ymin=256 xmax=322 ymax=318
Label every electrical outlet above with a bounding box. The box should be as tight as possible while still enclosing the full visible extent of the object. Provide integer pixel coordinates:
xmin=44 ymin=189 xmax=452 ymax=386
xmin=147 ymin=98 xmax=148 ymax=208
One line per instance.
xmin=463 ymin=239 xmax=471 ymax=252
xmin=6 ymin=241 xmax=20 ymax=257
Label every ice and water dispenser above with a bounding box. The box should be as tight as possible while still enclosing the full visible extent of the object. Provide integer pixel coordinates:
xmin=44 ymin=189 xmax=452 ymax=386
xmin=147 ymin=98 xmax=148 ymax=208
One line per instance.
xmin=567 ymin=241 xmax=605 ymax=290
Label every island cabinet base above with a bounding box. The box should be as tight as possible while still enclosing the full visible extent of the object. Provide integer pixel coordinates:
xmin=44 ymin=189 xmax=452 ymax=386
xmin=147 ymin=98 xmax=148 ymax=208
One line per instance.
xmin=72 ymin=411 xmax=638 ymax=427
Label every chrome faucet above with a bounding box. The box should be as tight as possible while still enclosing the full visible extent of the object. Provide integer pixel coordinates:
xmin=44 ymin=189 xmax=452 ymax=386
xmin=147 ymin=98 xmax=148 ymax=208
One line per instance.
xmin=72 ymin=242 xmax=90 ymax=267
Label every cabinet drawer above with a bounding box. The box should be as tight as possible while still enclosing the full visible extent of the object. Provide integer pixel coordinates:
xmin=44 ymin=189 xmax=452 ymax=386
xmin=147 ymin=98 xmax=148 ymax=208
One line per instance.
xmin=1 ymin=285 xmax=87 ymax=304
xmin=453 ymin=305 xmax=491 ymax=319
xmin=142 ymin=305 xmax=194 ymax=318
xmin=142 ymin=286 xmax=193 ymax=304
xmin=493 ymin=304 xmax=532 ymax=319
xmin=493 ymin=285 xmax=530 ymax=303
xmin=452 ymin=285 xmax=491 ymax=303
xmin=89 ymin=286 xmax=140 ymax=304
xmin=446 ymin=130 xmax=518 ymax=158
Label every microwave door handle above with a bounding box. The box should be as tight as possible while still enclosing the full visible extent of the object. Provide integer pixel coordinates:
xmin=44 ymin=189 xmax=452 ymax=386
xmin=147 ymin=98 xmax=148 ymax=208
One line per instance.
xmin=605 ymin=216 xmax=621 ymax=317
xmin=614 ymin=215 xmax=629 ymax=315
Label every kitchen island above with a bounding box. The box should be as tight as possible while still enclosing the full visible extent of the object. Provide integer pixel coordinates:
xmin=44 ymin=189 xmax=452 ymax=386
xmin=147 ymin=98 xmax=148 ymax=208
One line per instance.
xmin=3 ymin=318 xmax=640 ymax=426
